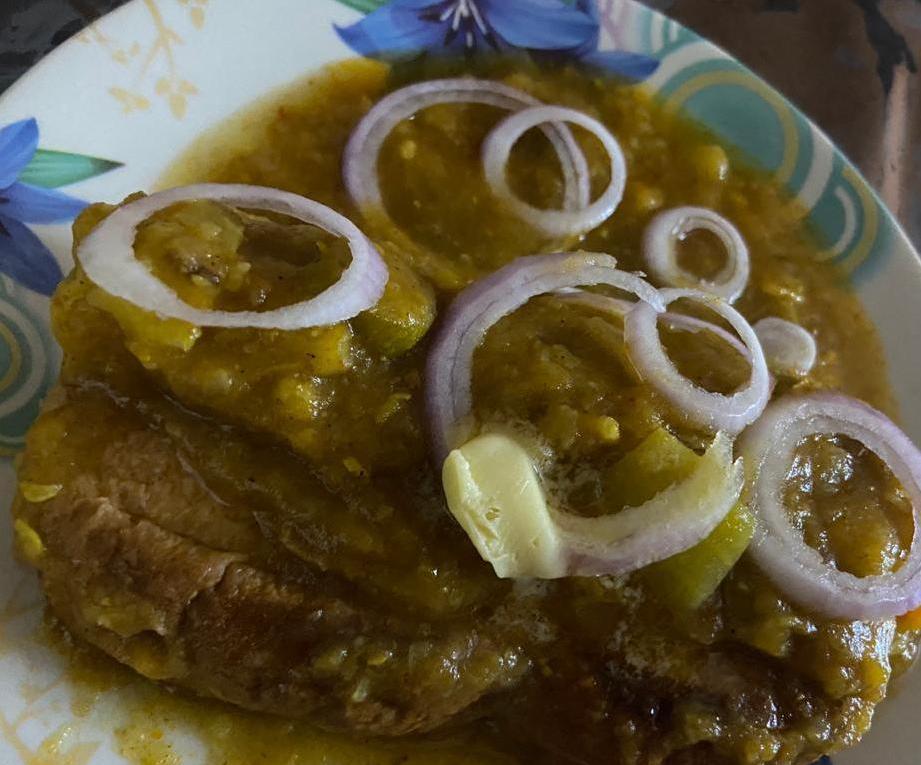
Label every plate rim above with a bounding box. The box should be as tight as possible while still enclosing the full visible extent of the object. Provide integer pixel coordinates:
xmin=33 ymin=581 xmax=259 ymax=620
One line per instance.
xmin=0 ymin=2 xmax=919 ymax=765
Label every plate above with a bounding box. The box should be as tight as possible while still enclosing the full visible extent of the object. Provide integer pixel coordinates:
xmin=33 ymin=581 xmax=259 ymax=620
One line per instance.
xmin=0 ymin=1 xmax=919 ymax=763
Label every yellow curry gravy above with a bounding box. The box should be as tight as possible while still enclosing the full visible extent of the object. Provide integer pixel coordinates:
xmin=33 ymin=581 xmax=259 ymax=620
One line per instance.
xmin=11 ymin=57 xmax=921 ymax=765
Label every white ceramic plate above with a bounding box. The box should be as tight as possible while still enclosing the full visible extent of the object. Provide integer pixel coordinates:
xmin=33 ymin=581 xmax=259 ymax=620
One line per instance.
xmin=0 ymin=1 xmax=919 ymax=763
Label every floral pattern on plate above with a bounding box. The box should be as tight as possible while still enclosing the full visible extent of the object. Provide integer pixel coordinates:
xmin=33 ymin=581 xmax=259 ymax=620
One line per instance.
xmin=0 ymin=118 xmax=120 ymax=296
xmin=334 ymin=0 xmax=660 ymax=80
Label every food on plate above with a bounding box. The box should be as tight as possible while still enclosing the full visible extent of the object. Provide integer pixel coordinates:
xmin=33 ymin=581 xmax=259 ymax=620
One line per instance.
xmin=11 ymin=58 xmax=921 ymax=765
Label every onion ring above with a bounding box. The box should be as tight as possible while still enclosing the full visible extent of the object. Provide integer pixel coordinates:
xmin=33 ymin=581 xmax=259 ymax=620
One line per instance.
xmin=425 ymin=252 xmax=663 ymax=463
xmin=643 ymin=206 xmax=749 ymax=303
xmin=740 ymin=392 xmax=921 ymax=619
xmin=753 ymin=317 xmax=817 ymax=377
xmin=482 ymin=105 xmax=626 ymax=237
xmin=624 ymin=288 xmax=770 ymax=434
xmin=556 ymin=431 xmax=744 ymax=576
xmin=343 ymin=78 xmax=590 ymax=215
xmin=77 ymin=183 xmax=388 ymax=329
xmin=555 ymin=290 xmax=749 ymax=359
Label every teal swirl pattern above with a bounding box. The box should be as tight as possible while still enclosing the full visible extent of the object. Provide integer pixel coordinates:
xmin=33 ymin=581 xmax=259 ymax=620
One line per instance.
xmin=627 ymin=8 xmax=892 ymax=279
xmin=0 ymin=277 xmax=57 ymax=456
xmin=0 ymin=119 xmax=119 ymax=458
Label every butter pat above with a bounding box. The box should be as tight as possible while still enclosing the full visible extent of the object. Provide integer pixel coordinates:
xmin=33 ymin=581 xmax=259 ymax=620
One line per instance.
xmin=442 ymin=433 xmax=565 ymax=578
xmin=14 ymin=519 xmax=45 ymax=564
xmin=19 ymin=481 xmax=63 ymax=503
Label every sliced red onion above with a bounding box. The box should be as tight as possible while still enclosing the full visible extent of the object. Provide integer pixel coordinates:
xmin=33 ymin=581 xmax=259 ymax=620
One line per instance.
xmin=753 ymin=317 xmax=817 ymax=377
xmin=740 ymin=393 xmax=921 ymax=619
xmin=482 ymin=105 xmax=626 ymax=237
xmin=76 ymin=184 xmax=388 ymax=329
xmin=426 ymin=252 xmax=663 ymax=463
xmin=343 ymin=78 xmax=590 ymax=215
xmin=665 ymin=311 xmax=751 ymax=360
xmin=555 ymin=290 xmax=749 ymax=359
xmin=556 ymin=431 xmax=744 ymax=576
xmin=643 ymin=206 xmax=749 ymax=303
xmin=624 ymin=288 xmax=770 ymax=435
xmin=552 ymin=290 xmax=634 ymax=319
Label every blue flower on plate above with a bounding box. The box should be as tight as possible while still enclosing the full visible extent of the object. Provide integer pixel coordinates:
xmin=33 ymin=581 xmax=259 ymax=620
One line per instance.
xmin=336 ymin=0 xmax=660 ymax=81
xmin=0 ymin=118 xmax=87 ymax=296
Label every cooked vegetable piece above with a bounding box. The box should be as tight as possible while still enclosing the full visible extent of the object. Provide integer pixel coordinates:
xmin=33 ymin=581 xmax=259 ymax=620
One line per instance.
xmin=604 ymin=427 xmax=699 ymax=511
xmin=604 ymin=427 xmax=755 ymax=608
xmin=644 ymin=503 xmax=756 ymax=611
xmin=353 ymin=245 xmax=436 ymax=356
